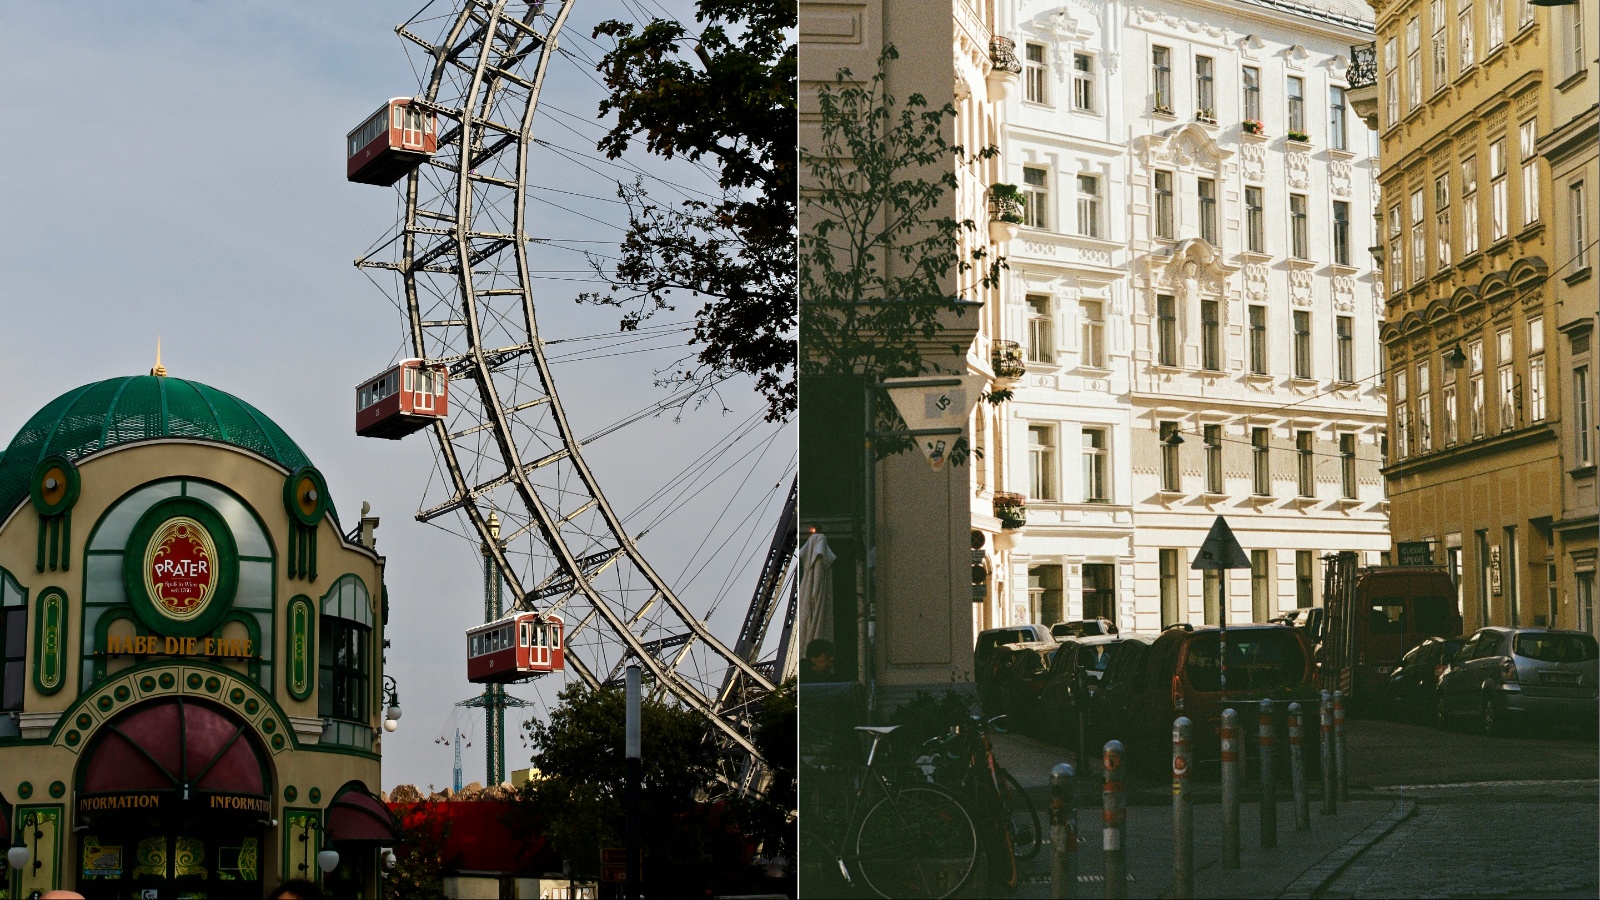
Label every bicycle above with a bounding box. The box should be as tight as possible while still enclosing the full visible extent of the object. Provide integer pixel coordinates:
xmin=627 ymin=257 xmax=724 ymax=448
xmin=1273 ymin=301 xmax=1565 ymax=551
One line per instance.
xmin=917 ymin=715 xmax=1042 ymax=892
xmin=799 ymin=724 xmax=979 ymax=899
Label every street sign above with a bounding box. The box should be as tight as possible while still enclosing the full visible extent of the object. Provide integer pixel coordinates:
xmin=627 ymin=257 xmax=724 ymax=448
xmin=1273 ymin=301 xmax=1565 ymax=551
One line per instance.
xmin=1191 ymin=516 xmax=1251 ymax=570
xmin=601 ymin=848 xmax=624 ymax=866
xmin=602 ymin=865 xmax=626 ymax=883
xmin=881 ymin=375 xmax=985 ymax=471
xmin=1396 ymin=541 xmax=1434 ymax=566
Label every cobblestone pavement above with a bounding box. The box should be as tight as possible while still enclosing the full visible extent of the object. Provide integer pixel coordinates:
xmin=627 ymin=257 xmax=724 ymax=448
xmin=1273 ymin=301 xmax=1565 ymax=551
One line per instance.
xmin=1322 ymin=781 xmax=1600 ymax=899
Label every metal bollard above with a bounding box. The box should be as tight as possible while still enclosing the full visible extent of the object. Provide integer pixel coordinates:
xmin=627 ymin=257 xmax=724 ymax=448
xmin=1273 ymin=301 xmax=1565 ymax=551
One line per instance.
xmin=1288 ymin=702 xmax=1310 ymax=831
xmin=1319 ymin=690 xmax=1336 ymax=815
xmin=1220 ymin=708 xmax=1240 ymax=869
xmin=1258 ymin=699 xmax=1277 ymax=849
xmin=1051 ymin=763 xmax=1078 ymax=900
xmin=1102 ymin=741 xmax=1126 ymax=900
xmin=1172 ymin=717 xmax=1194 ymax=900
xmin=1333 ymin=690 xmax=1349 ymax=804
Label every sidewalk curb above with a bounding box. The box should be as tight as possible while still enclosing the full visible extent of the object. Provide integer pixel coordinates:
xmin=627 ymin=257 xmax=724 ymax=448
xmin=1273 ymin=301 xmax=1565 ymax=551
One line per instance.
xmin=1276 ymin=799 xmax=1416 ymax=900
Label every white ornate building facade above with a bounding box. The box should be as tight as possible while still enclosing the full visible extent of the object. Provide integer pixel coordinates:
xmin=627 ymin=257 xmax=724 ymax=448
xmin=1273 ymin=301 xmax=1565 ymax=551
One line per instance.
xmin=979 ymin=0 xmax=1392 ymax=632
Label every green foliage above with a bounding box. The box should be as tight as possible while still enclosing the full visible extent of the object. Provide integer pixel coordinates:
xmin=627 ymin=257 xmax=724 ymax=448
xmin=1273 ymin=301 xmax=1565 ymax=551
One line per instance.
xmin=583 ymin=0 xmax=796 ymax=422
xmin=385 ymin=801 xmax=449 ymax=900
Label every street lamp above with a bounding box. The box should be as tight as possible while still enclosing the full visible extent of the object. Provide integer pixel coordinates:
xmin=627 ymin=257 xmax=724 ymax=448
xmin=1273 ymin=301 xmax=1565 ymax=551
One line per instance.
xmin=382 ymin=675 xmax=402 ymax=732
xmin=1444 ymin=345 xmax=1467 ymax=370
xmin=296 ymin=820 xmax=340 ymax=876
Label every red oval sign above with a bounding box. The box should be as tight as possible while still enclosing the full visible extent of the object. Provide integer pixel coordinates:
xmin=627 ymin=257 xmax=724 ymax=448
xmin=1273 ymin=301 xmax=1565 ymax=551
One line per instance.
xmin=143 ymin=517 xmax=219 ymax=622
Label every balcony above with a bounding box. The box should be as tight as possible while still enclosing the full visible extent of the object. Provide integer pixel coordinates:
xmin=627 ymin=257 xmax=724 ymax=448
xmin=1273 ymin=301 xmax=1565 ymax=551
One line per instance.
xmin=992 ymin=340 xmax=1026 ymax=380
xmin=993 ymin=492 xmax=1027 ymax=529
xmin=989 ymin=183 xmax=1023 ymax=242
xmin=988 ymin=37 xmax=1022 ymax=101
xmin=1346 ymin=42 xmax=1379 ymax=129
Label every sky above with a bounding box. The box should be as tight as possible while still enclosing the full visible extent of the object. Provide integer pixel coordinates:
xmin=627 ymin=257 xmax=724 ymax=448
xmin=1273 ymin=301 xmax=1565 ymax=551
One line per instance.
xmin=0 ymin=0 xmax=795 ymax=791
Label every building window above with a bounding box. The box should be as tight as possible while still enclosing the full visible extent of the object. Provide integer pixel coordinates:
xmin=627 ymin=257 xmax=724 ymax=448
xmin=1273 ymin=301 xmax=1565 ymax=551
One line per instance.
xmin=1443 ymin=377 xmax=1459 ymax=446
xmin=1249 ymin=305 xmax=1268 ymax=374
xmin=1333 ymin=200 xmax=1351 ymax=265
xmin=1246 ymin=186 xmax=1265 ymax=253
xmin=1077 ymin=174 xmax=1102 ymax=238
xmin=1418 ymin=361 xmax=1433 ymax=452
xmin=319 ymin=618 xmax=370 ymax=722
xmin=1519 ymin=0 xmax=1534 ymax=30
xmin=1490 ymin=139 xmax=1508 ymax=242
xmin=1384 ymin=38 xmax=1399 ymax=127
xmin=1469 ymin=339 xmax=1485 ymax=438
xmin=1528 ymin=317 xmax=1545 ymax=422
xmin=1520 ymin=120 xmax=1539 ymax=226
xmin=1025 ymin=43 xmax=1049 ymax=104
xmin=1406 ymin=17 xmax=1422 ymax=109
xmin=1073 ymin=53 xmax=1096 ymax=112
xmin=1329 ymin=86 xmax=1348 ymax=151
xmin=1435 ymin=173 xmax=1452 ymax=268
xmin=1388 ymin=205 xmax=1404 ymax=293
xmin=1155 ymin=170 xmax=1175 ymax=239
xmin=1252 ymin=549 xmax=1272 ymax=621
xmin=1293 ymin=310 xmax=1312 ymax=378
xmin=1497 ymin=328 xmax=1515 ymax=431
xmin=1487 ymin=0 xmax=1504 ymax=49
xmin=1027 ymin=294 xmax=1054 ymax=364
xmin=1196 ymin=55 xmax=1215 ymax=117
xmin=1 ymin=604 xmax=24 ymax=713
xmin=1243 ymin=65 xmax=1261 ymax=122
xmin=1576 ymin=366 xmax=1593 ymax=465
xmin=1410 ymin=188 xmax=1426 ymax=282
xmin=1161 ymin=421 xmax=1182 ymax=491
xmin=1152 ymin=46 xmax=1172 ymax=112
xmin=1296 ymin=551 xmax=1315 ymax=608
xmin=1460 ymin=0 xmax=1475 ymax=71
xmin=1296 ymin=431 xmax=1315 ymax=496
xmin=1160 ymin=549 xmax=1181 ymax=627
xmin=1201 ymin=299 xmax=1221 ymax=371
xmin=1205 ymin=424 xmax=1223 ymax=493
xmin=1336 ymin=316 xmax=1354 ymax=383
xmin=1340 ymin=433 xmax=1357 ymax=498
xmin=1578 ymin=570 xmax=1595 ymax=636
xmin=1023 ymin=166 xmax=1049 ymax=230
xmin=1287 ymin=75 xmax=1306 ymax=134
xmin=1432 ymin=0 xmax=1449 ymax=86
xmin=1570 ymin=3 xmax=1587 ymax=79
xmin=1462 ymin=156 xmax=1480 ymax=255
xmin=1081 ymin=428 xmax=1108 ymax=502
xmin=1572 ymin=181 xmax=1589 ymax=271
xmin=1080 ymin=299 xmax=1105 ymax=368
xmin=1029 ymin=424 xmax=1057 ymax=500
xmin=1157 ymin=294 xmax=1178 ymax=367
xmin=1198 ymin=178 xmax=1218 ymax=245
xmin=1395 ymin=369 xmax=1411 ymax=457
xmin=1029 ymin=565 xmax=1064 ymax=625
xmin=1252 ymin=427 xmax=1271 ymax=495
xmin=1290 ymin=194 xmax=1309 ymax=259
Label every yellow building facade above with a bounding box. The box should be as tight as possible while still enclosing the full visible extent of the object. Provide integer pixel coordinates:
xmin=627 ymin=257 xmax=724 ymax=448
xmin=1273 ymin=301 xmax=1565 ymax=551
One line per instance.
xmin=1366 ymin=0 xmax=1597 ymax=632
xmin=0 ymin=373 xmax=396 ymax=898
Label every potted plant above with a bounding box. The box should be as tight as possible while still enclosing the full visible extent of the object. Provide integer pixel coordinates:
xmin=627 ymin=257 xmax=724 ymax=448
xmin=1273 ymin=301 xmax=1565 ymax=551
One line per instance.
xmin=1286 ymin=129 xmax=1310 ymax=143
xmin=993 ymin=492 xmax=1027 ymax=529
xmin=992 ymin=340 xmax=1026 ymax=380
xmin=1196 ymin=107 xmax=1216 ymax=124
xmin=1241 ymin=119 xmax=1264 ymax=135
xmin=989 ymin=183 xmax=1024 ymax=242
xmin=1153 ymin=104 xmax=1174 ymax=116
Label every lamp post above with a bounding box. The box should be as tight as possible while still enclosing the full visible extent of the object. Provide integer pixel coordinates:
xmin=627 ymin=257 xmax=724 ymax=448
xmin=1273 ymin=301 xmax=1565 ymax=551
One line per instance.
xmin=381 ymin=675 xmax=403 ymax=733
xmin=624 ymin=664 xmax=641 ymax=900
xmin=296 ymin=819 xmax=340 ymax=877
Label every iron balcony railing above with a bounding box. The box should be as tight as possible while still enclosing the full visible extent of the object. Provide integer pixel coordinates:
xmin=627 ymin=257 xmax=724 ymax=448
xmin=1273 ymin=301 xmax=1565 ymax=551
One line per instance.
xmin=990 ymin=36 xmax=1022 ymax=74
xmin=1348 ymin=42 xmax=1377 ymax=89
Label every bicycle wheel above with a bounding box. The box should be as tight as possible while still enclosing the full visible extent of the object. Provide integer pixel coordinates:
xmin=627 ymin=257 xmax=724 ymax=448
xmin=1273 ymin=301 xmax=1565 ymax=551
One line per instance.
xmin=854 ymin=785 xmax=979 ymax=899
xmin=999 ymin=768 xmax=1042 ymax=861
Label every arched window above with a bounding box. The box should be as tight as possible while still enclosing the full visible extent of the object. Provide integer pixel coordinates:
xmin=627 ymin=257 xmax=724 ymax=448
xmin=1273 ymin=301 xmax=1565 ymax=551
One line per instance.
xmin=319 ymin=575 xmax=372 ymax=733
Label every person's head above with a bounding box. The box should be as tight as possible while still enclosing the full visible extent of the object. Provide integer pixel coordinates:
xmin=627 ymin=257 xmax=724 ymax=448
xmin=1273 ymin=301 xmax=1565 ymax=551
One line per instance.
xmin=266 ymin=880 xmax=324 ymax=900
xmin=805 ymin=638 xmax=835 ymax=668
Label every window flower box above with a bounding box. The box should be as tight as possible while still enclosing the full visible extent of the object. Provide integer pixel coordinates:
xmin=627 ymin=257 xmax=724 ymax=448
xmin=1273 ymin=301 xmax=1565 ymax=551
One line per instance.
xmin=1286 ymin=129 xmax=1310 ymax=143
xmin=989 ymin=183 xmax=1024 ymax=241
xmin=992 ymin=340 xmax=1026 ymax=379
xmin=1241 ymin=119 xmax=1265 ymax=135
xmin=993 ymin=492 xmax=1027 ymax=529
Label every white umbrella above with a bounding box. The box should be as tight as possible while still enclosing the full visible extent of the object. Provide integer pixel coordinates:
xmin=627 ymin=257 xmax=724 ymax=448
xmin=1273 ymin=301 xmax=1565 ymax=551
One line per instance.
xmin=796 ymin=531 xmax=837 ymax=651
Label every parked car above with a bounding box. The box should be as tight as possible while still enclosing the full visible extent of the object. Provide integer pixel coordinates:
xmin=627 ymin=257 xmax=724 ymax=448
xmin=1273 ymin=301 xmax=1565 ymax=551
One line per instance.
xmin=1380 ymin=636 xmax=1465 ymax=722
xmin=975 ymin=624 xmax=1053 ymax=687
xmin=1080 ymin=633 xmax=1157 ymax=750
xmin=1038 ymin=633 xmax=1145 ymax=744
xmin=982 ymin=640 xmax=1058 ymax=724
xmin=1051 ymin=618 xmax=1119 ymax=640
xmin=1096 ymin=623 xmax=1321 ymax=774
xmin=1435 ymin=627 xmax=1599 ymax=735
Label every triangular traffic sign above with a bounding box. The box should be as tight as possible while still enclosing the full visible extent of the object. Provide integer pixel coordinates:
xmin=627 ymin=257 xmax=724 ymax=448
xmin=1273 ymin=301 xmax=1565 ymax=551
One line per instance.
xmin=881 ymin=375 xmax=985 ymax=470
xmin=1191 ymin=516 xmax=1251 ymax=570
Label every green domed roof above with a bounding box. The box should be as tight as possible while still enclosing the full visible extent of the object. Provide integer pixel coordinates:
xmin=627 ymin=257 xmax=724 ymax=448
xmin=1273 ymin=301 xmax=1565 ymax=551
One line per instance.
xmin=0 ymin=375 xmax=314 ymax=516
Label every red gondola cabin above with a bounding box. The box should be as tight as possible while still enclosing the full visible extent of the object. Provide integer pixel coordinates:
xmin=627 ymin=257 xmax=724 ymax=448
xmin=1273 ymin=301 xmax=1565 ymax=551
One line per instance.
xmin=355 ymin=359 xmax=449 ymax=439
xmin=467 ymin=612 xmax=565 ymax=684
xmin=347 ymin=98 xmax=437 ymax=186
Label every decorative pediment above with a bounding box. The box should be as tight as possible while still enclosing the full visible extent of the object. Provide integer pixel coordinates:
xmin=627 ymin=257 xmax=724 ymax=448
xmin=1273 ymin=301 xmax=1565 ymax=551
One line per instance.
xmin=1133 ymin=122 xmax=1233 ymax=169
xmin=1508 ymin=257 xmax=1548 ymax=292
xmin=1129 ymin=6 xmax=1228 ymax=41
xmin=1151 ymin=238 xmax=1237 ymax=297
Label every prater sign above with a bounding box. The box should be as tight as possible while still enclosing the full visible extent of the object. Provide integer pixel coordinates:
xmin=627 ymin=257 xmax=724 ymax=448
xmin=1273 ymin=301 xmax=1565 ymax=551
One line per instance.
xmin=143 ymin=516 xmax=219 ymax=622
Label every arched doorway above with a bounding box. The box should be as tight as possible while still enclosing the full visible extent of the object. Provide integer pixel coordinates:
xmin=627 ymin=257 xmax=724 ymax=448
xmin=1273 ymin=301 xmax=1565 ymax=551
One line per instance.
xmin=74 ymin=696 xmax=273 ymax=900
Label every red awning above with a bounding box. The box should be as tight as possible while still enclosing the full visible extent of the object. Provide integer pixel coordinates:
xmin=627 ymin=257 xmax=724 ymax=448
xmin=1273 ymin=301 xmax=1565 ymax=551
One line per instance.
xmin=328 ymin=785 xmax=400 ymax=843
xmin=80 ymin=696 xmax=269 ymax=796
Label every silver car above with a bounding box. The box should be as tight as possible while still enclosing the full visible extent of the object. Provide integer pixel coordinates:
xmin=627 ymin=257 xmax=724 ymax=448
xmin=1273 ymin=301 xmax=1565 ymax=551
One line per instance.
xmin=1436 ymin=627 xmax=1599 ymax=734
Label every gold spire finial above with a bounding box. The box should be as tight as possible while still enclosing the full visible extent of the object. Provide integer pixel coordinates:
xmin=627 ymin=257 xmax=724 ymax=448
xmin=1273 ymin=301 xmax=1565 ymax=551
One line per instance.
xmin=150 ymin=337 xmax=167 ymax=378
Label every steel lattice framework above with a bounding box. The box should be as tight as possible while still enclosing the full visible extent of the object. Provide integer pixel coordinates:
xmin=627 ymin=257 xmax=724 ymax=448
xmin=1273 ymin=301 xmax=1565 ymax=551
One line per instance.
xmin=356 ymin=0 xmax=775 ymax=766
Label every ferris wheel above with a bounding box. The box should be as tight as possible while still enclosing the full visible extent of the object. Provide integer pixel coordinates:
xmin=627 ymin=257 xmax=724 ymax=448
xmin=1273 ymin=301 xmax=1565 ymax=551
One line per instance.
xmin=351 ymin=0 xmax=784 ymax=770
